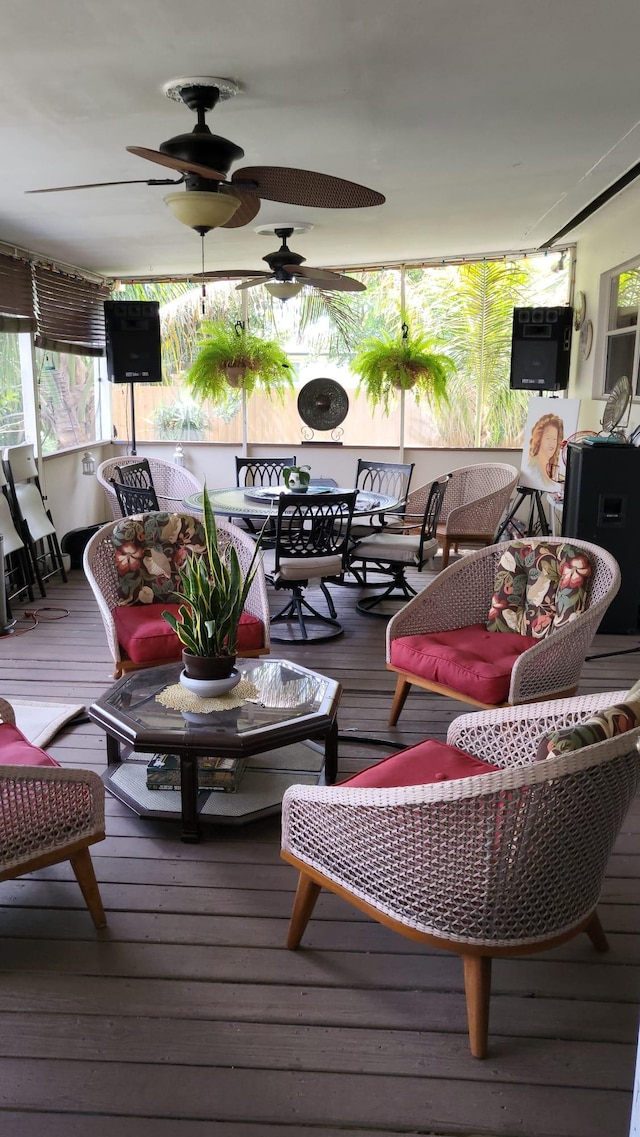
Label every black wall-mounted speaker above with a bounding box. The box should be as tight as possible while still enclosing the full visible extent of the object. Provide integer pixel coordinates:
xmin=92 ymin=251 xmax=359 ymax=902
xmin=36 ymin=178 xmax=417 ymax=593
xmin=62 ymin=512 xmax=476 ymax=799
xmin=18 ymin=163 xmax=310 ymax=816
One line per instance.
xmin=104 ymin=300 xmax=162 ymax=384
xmin=563 ymin=440 xmax=640 ymax=633
xmin=509 ymin=306 xmax=573 ymax=391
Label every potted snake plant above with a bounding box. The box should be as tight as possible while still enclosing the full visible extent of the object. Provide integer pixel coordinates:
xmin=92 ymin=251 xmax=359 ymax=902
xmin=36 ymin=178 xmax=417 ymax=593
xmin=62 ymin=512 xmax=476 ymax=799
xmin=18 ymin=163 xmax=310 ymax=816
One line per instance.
xmin=162 ymin=485 xmax=263 ymax=687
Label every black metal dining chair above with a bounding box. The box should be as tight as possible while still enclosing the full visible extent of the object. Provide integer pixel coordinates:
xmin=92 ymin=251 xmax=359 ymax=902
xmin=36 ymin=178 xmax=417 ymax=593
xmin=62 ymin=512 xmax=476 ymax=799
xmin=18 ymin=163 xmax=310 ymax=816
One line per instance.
xmin=109 ymin=479 xmax=160 ymax=516
xmin=112 ymin=458 xmax=156 ymax=493
xmin=235 ymin=456 xmax=296 ymax=488
xmin=234 ymin=456 xmax=297 ymax=538
xmin=263 ymin=490 xmax=357 ymax=642
xmin=349 ymin=475 xmax=450 ymax=616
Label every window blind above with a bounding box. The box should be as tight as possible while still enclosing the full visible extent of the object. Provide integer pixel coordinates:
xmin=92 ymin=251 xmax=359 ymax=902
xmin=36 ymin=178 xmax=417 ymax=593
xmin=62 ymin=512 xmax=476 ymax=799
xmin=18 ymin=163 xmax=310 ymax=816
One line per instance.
xmin=0 ymin=253 xmax=35 ymax=331
xmin=34 ymin=265 xmax=110 ymax=356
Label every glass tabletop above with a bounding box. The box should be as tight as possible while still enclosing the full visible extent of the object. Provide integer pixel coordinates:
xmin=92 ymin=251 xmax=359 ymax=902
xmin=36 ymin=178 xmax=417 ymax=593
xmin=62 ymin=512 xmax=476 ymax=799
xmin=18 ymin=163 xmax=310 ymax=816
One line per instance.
xmin=95 ymin=657 xmax=337 ymax=743
xmin=183 ymin=486 xmax=401 ymax=518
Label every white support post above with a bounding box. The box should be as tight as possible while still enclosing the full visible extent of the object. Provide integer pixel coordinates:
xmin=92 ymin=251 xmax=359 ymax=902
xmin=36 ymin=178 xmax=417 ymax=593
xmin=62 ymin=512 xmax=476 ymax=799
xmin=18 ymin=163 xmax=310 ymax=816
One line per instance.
xmin=241 ymin=290 xmax=249 ymax=458
xmin=399 ymin=266 xmax=406 ymax=463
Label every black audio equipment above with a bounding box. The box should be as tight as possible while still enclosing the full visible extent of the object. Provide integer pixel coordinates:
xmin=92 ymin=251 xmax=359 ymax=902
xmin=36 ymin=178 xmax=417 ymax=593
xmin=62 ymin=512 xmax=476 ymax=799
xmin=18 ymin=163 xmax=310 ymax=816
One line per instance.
xmin=509 ymin=306 xmax=573 ymax=391
xmin=563 ymin=441 xmax=640 ymax=633
xmin=104 ymin=300 xmax=162 ymax=384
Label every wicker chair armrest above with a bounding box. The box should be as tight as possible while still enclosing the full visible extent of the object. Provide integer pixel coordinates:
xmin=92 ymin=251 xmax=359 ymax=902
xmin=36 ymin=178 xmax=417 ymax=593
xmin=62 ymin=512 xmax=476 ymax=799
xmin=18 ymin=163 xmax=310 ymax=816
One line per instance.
xmin=443 ymin=482 xmax=513 ymax=536
xmin=243 ymin=548 xmax=271 ymax=651
xmin=0 ymin=698 xmax=16 ymax=726
xmin=0 ymin=765 xmax=105 ymax=874
xmin=282 ymin=772 xmax=522 ymax=903
xmin=386 ymin=545 xmax=496 ymax=650
xmin=447 ymin=690 xmax=630 ymax=766
xmin=508 ymin=593 xmax=616 ymax=705
xmin=83 ymin=531 xmax=122 ymax=670
xmin=282 ymin=732 xmax=640 ymax=944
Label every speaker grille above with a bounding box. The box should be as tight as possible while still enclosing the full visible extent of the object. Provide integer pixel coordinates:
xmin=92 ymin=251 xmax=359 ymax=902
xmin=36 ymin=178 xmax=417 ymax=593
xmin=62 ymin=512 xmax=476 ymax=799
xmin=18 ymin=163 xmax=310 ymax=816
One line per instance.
xmin=509 ymin=306 xmax=572 ymax=391
xmin=104 ymin=301 xmax=162 ymax=384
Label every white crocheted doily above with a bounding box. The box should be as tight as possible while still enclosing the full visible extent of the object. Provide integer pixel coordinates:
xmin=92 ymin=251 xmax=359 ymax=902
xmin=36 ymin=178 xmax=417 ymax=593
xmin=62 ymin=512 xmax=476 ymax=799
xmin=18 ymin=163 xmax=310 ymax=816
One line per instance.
xmin=156 ymin=679 xmax=259 ymax=713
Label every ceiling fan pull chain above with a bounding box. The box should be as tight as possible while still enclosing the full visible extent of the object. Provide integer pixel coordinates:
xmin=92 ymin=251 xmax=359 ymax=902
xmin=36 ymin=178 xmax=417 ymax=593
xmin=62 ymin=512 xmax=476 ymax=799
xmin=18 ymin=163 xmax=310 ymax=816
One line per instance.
xmin=200 ymin=233 xmax=207 ymax=316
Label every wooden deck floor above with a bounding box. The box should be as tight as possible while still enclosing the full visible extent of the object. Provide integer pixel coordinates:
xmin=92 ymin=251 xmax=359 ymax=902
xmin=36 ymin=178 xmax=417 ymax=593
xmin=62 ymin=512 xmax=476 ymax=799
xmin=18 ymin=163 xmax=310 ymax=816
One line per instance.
xmin=1 ymin=568 xmax=639 ymax=1137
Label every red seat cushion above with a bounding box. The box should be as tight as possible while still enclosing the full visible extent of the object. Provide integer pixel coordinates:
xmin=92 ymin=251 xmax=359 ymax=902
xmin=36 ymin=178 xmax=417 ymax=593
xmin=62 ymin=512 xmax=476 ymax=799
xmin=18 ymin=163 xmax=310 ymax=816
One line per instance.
xmin=0 ymin=721 xmax=60 ymax=767
xmin=342 ymin=738 xmax=500 ymax=788
xmin=112 ymin=603 xmax=265 ymax=664
xmin=389 ymin=623 xmax=536 ymax=705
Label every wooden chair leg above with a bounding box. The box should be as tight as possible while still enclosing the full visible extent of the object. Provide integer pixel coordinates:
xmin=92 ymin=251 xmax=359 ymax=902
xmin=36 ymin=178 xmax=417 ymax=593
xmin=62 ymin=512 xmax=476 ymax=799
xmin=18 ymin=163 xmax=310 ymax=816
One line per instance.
xmin=463 ymin=954 xmax=492 ymax=1059
xmin=388 ymin=675 xmax=411 ymax=726
xmin=70 ymin=848 xmax=107 ymax=929
xmin=585 ymin=911 xmax=609 ymax=953
xmin=441 ymin=539 xmax=450 ymax=569
xmin=287 ymin=872 xmax=321 ymax=949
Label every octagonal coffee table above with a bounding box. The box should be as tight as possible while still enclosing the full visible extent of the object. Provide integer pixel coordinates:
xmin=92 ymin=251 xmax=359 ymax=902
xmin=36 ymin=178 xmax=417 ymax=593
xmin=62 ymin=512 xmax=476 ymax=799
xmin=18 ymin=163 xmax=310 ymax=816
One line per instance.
xmin=89 ymin=657 xmax=341 ymax=842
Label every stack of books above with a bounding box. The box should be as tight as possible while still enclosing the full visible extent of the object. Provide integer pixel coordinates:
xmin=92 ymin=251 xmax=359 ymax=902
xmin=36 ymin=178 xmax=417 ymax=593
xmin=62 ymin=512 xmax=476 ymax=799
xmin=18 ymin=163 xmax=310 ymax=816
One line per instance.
xmin=146 ymin=753 xmax=245 ymax=793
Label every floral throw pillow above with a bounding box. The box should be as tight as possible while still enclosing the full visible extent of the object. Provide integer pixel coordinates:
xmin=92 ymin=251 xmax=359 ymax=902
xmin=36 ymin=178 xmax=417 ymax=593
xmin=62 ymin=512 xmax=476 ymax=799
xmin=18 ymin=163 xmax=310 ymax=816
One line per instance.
xmin=111 ymin=512 xmax=206 ymax=606
xmin=552 ymin=545 xmax=592 ymax=631
xmin=487 ymin=541 xmax=592 ymax=640
xmin=536 ymin=684 xmax=640 ymax=761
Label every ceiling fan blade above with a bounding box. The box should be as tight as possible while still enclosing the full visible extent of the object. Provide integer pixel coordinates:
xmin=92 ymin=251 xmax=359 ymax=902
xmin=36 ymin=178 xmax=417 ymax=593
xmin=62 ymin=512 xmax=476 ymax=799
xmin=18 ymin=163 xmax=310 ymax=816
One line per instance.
xmin=236 ymin=276 xmax=276 ymax=291
xmin=283 ymin=264 xmax=334 ymax=280
xmin=127 ymin=146 xmax=226 ymax=181
xmin=231 ymin=166 xmax=385 ymax=209
xmin=305 ymin=275 xmax=366 ymax=292
xmin=287 ymin=265 xmax=366 ymax=292
xmin=221 ymin=189 xmax=261 ymax=228
xmin=204 ymin=270 xmax=270 ymax=280
xmin=284 ymin=264 xmax=361 ymax=285
xmin=26 ymin=178 xmax=179 ymax=194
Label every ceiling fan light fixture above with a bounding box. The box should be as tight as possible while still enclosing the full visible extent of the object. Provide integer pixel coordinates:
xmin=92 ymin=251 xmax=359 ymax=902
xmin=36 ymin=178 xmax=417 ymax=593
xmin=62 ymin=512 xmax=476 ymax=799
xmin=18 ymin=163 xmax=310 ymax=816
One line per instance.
xmin=163 ymin=189 xmax=240 ymax=233
xmin=265 ymin=279 xmax=304 ymax=300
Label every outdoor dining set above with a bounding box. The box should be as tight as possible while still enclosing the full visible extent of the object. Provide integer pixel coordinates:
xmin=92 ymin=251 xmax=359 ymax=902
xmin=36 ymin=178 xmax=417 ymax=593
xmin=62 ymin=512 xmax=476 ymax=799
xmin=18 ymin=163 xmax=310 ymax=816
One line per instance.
xmin=94 ymin=451 xmax=519 ymax=642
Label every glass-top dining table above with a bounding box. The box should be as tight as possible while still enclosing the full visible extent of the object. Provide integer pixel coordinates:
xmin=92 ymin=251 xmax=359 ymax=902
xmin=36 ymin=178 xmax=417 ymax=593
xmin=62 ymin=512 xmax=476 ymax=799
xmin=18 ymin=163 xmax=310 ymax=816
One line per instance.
xmin=183 ymin=485 xmax=403 ymax=521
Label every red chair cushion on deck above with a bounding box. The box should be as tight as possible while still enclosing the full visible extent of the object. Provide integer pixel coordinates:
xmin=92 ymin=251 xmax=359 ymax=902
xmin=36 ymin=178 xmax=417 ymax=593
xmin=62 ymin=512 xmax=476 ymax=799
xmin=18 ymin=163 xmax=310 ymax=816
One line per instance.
xmin=112 ymin=603 xmax=265 ymax=664
xmin=389 ymin=623 xmax=536 ymax=705
xmin=342 ymin=738 xmax=500 ymax=788
xmin=0 ymin=721 xmax=60 ymax=767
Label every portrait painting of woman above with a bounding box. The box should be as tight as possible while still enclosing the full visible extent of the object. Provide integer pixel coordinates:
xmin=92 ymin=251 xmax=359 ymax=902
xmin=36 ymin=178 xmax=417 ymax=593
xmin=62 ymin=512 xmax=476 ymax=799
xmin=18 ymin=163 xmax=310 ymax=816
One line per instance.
xmin=519 ymin=398 xmax=581 ymax=493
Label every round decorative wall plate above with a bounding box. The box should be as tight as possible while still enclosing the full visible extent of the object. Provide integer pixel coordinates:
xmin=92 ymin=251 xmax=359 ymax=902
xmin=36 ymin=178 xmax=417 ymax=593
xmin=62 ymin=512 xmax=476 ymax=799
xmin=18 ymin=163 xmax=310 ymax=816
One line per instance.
xmin=573 ymin=290 xmax=586 ymax=331
xmin=579 ymin=318 xmax=593 ymax=360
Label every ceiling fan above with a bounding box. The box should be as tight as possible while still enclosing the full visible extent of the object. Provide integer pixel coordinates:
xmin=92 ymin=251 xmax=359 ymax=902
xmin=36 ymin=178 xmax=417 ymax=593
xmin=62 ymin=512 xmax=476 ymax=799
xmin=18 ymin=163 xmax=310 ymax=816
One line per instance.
xmin=26 ymin=76 xmax=385 ymax=234
xmin=204 ymin=223 xmax=366 ymax=299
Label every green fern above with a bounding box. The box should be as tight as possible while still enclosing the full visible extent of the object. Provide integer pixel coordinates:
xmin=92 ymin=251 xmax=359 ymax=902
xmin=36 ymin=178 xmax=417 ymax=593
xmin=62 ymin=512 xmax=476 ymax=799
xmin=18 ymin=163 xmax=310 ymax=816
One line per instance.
xmin=350 ymin=327 xmax=454 ymax=413
xmin=186 ymin=321 xmax=293 ymax=405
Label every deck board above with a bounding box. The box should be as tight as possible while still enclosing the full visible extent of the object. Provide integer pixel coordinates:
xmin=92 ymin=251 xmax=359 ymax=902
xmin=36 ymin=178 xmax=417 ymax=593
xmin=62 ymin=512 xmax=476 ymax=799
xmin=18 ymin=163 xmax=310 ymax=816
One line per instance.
xmin=1 ymin=567 xmax=639 ymax=1135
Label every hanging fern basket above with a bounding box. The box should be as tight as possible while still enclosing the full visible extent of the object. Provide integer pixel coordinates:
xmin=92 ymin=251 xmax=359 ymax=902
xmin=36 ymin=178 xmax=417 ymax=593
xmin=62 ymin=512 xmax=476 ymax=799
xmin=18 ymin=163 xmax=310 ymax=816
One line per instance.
xmin=350 ymin=323 xmax=455 ymax=411
xmin=223 ymin=365 xmax=249 ymax=388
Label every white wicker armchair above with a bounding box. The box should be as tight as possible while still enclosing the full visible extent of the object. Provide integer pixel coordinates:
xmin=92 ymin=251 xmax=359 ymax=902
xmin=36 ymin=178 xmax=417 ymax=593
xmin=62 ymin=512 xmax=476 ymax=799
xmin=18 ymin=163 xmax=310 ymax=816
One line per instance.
xmin=436 ymin=462 xmax=518 ymax=567
xmin=97 ymin=456 xmax=202 ymax=519
xmin=0 ymin=698 xmax=106 ymax=928
xmin=83 ymin=513 xmax=271 ymax=678
xmin=281 ymin=689 xmax=640 ymax=1057
xmin=386 ymin=537 xmax=620 ymax=722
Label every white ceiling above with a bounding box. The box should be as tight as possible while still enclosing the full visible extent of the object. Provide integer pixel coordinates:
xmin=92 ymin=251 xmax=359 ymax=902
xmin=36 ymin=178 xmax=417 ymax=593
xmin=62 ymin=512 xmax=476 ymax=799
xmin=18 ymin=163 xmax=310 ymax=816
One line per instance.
xmin=3 ymin=0 xmax=640 ymax=281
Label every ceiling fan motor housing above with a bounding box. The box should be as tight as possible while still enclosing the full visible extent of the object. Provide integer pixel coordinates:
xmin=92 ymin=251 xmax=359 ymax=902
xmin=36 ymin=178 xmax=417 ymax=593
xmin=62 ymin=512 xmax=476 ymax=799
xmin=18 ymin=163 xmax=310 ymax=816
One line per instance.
xmin=160 ymin=131 xmax=244 ymax=177
xmin=160 ymin=82 xmax=244 ymax=177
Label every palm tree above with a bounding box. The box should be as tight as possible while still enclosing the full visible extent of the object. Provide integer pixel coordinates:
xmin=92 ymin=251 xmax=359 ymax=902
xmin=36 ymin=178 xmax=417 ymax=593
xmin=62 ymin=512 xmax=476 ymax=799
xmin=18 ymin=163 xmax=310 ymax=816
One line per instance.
xmin=0 ymin=332 xmax=24 ymax=444
xmin=422 ymin=261 xmax=531 ymax=447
